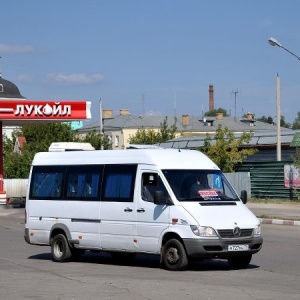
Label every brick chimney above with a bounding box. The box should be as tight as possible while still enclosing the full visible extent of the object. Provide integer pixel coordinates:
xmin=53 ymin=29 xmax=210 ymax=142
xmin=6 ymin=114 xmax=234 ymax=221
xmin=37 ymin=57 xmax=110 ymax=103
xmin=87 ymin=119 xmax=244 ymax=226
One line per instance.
xmin=120 ymin=109 xmax=130 ymax=116
xmin=246 ymin=112 xmax=254 ymax=120
xmin=209 ymin=84 xmax=214 ymax=111
xmin=216 ymin=112 xmax=223 ymax=120
xmin=103 ymin=109 xmax=113 ymax=119
xmin=182 ymin=114 xmax=190 ymax=126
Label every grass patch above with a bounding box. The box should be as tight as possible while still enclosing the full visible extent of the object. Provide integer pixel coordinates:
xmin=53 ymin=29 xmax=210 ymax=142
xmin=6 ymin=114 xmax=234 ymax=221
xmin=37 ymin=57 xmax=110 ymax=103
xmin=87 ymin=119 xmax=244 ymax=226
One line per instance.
xmin=257 ymin=214 xmax=300 ymax=221
xmin=248 ymin=198 xmax=300 ymax=204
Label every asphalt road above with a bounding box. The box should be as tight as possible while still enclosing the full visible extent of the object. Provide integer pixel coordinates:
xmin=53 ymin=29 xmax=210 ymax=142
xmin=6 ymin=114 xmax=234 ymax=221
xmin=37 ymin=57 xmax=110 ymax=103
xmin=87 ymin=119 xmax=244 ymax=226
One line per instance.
xmin=0 ymin=207 xmax=300 ymax=300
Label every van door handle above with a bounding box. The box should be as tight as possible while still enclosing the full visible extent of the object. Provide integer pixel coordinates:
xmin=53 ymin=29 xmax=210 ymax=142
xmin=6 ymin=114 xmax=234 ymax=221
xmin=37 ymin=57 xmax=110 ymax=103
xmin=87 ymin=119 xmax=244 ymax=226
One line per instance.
xmin=124 ymin=208 xmax=133 ymax=212
xmin=137 ymin=208 xmax=145 ymax=213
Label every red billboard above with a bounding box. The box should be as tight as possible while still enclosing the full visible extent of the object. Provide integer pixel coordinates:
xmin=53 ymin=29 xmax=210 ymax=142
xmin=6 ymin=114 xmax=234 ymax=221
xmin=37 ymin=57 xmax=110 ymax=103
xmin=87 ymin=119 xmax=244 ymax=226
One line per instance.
xmin=0 ymin=100 xmax=91 ymax=120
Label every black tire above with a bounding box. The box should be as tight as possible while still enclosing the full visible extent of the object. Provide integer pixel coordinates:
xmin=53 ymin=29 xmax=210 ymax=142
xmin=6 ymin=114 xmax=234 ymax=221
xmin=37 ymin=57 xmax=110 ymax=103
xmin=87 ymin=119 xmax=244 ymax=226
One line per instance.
xmin=162 ymin=239 xmax=188 ymax=271
xmin=51 ymin=234 xmax=72 ymax=262
xmin=228 ymin=254 xmax=252 ymax=269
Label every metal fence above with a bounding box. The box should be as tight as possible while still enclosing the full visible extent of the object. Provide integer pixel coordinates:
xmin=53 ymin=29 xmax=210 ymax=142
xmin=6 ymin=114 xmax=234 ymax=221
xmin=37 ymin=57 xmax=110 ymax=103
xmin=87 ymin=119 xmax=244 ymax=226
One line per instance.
xmin=4 ymin=179 xmax=28 ymax=199
xmin=236 ymin=161 xmax=296 ymax=200
xmin=224 ymin=172 xmax=251 ymax=198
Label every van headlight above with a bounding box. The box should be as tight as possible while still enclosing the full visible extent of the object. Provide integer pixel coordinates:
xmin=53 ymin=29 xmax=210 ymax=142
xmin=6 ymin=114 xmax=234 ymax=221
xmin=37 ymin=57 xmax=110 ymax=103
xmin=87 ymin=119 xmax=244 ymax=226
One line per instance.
xmin=190 ymin=225 xmax=217 ymax=237
xmin=254 ymin=224 xmax=261 ymax=236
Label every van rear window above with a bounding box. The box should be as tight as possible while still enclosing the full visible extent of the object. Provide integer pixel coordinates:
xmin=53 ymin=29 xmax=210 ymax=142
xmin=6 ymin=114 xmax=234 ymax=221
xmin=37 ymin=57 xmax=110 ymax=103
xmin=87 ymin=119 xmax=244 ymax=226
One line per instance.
xmin=30 ymin=166 xmax=65 ymax=200
xmin=29 ymin=165 xmax=103 ymax=201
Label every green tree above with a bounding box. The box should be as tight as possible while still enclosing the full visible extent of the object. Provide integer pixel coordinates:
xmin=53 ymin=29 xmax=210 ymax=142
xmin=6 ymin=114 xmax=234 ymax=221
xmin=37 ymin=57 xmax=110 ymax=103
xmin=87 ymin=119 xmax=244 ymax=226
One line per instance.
xmin=292 ymin=147 xmax=300 ymax=200
xmin=292 ymin=112 xmax=300 ymax=129
xmin=204 ymin=108 xmax=228 ymax=117
xmin=156 ymin=117 xmax=177 ymax=142
xmin=280 ymin=116 xmax=291 ymax=129
xmin=3 ymin=135 xmax=31 ymax=178
xmin=201 ymin=125 xmax=257 ymax=172
xmin=4 ymin=123 xmax=76 ymax=178
xmin=128 ymin=117 xmax=177 ymax=144
xmin=22 ymin=123 xmax=76 ymax=153
xmin=256 ymin=115 xmax=274 ymax=124
xmin=76 ymin=130 xmax=112 ymax=150
xmin=293 ymin=147 xmax=300 ymax=168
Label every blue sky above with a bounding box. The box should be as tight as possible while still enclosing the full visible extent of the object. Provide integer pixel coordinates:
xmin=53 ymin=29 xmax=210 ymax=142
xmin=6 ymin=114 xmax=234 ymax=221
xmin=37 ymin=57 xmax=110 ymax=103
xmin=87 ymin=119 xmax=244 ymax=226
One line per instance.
xmin=1 ymin=0 xmax=300 ymax=124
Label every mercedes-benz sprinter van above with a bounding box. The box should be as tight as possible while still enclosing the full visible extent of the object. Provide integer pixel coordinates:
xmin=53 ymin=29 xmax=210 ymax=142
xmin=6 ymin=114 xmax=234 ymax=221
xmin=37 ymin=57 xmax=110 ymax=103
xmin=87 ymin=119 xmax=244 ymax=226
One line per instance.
xmin=24 ymin=149 xmax=262 ymax=270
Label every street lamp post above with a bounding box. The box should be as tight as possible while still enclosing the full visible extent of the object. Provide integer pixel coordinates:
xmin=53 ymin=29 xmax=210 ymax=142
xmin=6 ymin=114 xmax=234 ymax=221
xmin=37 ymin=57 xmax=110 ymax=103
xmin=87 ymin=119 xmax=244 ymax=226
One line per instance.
xmin=276 ymin=74 xmax=281 ymax=161
xmin=268 ymin=37 xmax=300 ymax=61
xmin=268 ymin=37 xmax=300 ymax=161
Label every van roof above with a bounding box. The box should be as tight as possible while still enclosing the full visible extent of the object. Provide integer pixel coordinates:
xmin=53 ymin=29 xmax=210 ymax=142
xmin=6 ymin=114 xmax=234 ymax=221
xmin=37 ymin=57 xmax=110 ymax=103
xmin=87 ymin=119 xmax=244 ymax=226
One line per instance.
xmin=32 ymin=149 xmax=219 ymax=170
xmin=48 ymin=142 xmax=95 ymax=151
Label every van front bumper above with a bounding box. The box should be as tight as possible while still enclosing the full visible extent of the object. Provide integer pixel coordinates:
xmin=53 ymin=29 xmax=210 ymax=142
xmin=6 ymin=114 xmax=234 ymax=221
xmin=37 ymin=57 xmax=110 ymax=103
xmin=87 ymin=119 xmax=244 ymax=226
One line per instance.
xmin=183 ymin=236 xmax=263 ymax=258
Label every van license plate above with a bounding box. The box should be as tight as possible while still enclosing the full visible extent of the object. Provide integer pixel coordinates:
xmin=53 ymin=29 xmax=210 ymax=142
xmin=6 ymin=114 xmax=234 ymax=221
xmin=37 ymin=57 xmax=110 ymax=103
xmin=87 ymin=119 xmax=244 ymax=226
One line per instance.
xmin=228 ymin=245 xmax=249 ymax=251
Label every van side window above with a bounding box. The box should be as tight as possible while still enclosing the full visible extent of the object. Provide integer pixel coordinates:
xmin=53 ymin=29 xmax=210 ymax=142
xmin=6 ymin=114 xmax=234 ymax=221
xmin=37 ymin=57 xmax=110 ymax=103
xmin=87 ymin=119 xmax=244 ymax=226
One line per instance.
xmin=29 ymin=166 xmax=65 ymax=200
xmin=141 ymin=172 xmax=170 ymax=203
xmin=102 ymin=164 xmax=137 ymax=202
xmin=65 ymin=165 xmax=103 ymax=201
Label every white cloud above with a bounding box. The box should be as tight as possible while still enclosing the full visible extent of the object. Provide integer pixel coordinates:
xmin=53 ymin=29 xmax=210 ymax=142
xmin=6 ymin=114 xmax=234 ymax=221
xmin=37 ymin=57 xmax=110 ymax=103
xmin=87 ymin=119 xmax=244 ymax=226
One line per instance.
xmin=16 ymin=74 xmax=35 ymax=83
xmin=46 ymin=72 xmax=104 ymax=85
xmin=0 ymin=43 xmax=34 ymax=54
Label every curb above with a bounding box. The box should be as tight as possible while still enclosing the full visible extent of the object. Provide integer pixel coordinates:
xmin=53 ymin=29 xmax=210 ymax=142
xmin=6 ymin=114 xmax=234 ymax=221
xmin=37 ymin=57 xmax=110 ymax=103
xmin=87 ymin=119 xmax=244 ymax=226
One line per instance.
xmin=258 ymin=218 xmax=300 ymax=226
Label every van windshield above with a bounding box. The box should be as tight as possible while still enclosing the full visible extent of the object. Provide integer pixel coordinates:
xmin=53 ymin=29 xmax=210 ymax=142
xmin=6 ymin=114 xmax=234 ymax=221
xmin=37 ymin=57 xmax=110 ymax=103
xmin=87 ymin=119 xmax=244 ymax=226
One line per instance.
xmin=162 ymin=170 xmax=239 ymax=202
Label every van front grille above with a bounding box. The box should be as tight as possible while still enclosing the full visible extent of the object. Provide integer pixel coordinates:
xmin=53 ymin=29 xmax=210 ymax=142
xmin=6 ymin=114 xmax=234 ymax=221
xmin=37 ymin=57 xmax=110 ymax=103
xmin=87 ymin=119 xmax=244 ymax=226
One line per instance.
xmin=217 ymin=229 xmax=253 ymax=238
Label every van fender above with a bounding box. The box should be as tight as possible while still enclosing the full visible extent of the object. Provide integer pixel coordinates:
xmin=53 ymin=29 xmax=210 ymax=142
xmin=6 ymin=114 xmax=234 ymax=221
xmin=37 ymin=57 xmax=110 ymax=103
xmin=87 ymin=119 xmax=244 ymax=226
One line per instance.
xmin=49 ymin=223 xmax=80 ymax=246
xmin=159 ymin=229 xmax=185 ymax=253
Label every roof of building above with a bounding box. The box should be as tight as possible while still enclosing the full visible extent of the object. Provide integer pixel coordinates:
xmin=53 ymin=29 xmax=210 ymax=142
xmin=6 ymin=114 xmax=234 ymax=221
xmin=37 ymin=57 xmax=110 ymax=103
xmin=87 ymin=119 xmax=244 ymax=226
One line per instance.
xmin=79 ymin=114 xmax=283 ymax=134
xmin=17 ymin=136 xmax=27 ymax=148
xmin=78 ymin=114 xmax=295 ymax=139
xmin=157 ymin=129 xmax=299 ymax=149
xmin=0 ymin=77 xmax=25 ymax=99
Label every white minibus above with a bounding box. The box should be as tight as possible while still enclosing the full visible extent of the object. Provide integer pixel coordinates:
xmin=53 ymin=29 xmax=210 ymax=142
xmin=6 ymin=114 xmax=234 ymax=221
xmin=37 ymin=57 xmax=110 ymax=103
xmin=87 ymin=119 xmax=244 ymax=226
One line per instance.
xmin=24 ymin=149 xmax=263 ymax=271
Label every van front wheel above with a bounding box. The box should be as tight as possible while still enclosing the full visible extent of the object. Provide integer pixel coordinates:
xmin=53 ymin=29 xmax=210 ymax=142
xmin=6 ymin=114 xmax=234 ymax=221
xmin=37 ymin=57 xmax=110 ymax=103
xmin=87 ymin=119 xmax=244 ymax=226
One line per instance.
xmin=162 ymin=239 xmax=188 ymax=271
xmin=51 ymin=234 xmax=72 ymax=262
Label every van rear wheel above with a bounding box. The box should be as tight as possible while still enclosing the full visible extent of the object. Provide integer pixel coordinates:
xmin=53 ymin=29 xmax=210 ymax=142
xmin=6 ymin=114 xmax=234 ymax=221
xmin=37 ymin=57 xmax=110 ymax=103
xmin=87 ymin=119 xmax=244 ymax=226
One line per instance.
xmin=51 ymin=234 xmax=72 ymax=262
xmin=162 ymin=239 xmax=188 ymax=271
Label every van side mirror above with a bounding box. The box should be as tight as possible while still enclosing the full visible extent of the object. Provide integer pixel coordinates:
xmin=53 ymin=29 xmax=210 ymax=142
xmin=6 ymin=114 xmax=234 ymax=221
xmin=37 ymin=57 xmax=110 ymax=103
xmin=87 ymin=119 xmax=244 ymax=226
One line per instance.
xmin=240 ymin=190 xmax=247 ymax=204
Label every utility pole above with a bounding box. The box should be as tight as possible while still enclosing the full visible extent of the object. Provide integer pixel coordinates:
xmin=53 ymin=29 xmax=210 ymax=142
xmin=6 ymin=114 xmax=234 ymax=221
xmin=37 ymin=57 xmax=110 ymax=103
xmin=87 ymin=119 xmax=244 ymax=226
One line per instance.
xmin=99 ymin=98 xmax=103 ymax=150
xmin=173 ymin=89 xmax=177 ymax=117
xmin=232 ymin=89 xmax=238 ymax=121
xmin=276 ymin=74 xmax=281 ymax=161
xmin=142 ymin=94 xmax=145 ymax=116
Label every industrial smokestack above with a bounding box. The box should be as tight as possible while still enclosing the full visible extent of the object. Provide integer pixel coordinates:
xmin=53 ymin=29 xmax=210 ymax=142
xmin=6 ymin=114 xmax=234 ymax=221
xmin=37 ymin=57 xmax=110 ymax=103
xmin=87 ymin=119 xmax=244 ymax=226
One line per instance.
xmin=209 ymin=84 xmax=214 ymax=111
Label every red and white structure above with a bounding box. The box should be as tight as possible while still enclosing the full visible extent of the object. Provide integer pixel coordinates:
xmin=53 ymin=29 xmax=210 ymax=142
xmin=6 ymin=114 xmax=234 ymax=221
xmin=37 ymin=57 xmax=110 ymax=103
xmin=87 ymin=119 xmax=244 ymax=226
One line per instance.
xmin=0 ymin=76 xmax=91 ymax=204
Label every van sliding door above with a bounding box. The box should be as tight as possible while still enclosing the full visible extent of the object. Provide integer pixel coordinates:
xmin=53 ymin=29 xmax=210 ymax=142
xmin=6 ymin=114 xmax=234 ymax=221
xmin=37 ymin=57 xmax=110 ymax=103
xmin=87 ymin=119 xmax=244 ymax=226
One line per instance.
xmin=100 ymin=164 xmax=137 ymax=251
